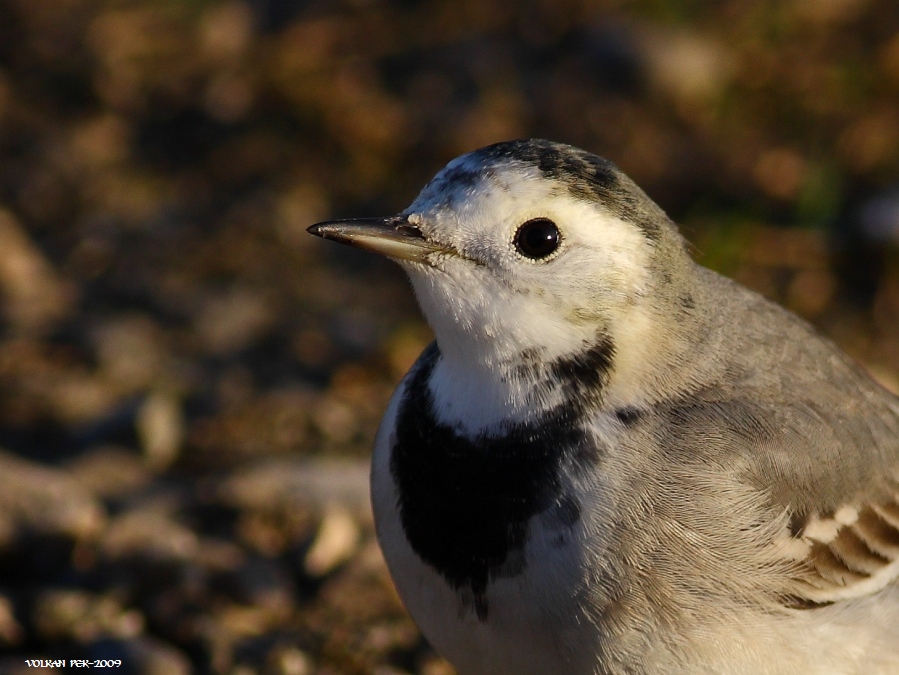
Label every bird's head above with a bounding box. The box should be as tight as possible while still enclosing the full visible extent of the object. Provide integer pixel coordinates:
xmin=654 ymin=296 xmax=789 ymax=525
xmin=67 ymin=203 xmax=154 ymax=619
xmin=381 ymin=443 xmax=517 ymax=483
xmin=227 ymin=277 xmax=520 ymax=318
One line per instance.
xmin=310 ymin=139 xmax=702 ymax=415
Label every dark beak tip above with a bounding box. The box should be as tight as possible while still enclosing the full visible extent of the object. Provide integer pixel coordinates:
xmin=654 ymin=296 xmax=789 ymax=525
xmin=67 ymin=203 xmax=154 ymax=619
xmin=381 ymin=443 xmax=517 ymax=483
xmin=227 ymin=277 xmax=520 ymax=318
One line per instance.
xmin=307 ymin=222 xmax=327 ymax=237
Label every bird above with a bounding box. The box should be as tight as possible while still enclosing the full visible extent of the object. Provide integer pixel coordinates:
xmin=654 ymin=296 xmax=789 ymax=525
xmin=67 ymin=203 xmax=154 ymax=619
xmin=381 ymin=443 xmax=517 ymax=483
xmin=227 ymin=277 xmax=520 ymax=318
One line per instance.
xmin=307 ymin=139 xmax=899 ymax=674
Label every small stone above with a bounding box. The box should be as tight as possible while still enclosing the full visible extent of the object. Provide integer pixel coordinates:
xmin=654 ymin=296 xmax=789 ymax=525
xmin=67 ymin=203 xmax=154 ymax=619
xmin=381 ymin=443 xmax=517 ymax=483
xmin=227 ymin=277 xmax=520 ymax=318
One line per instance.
xmin=0 ymin=451 xmax=106 ymax=546
xmin=0 ymin=593 xmax=23 ymax=645
xmin=100 ymin=510 xmax=198 ymax=562
xmin=639 ymin=28 xmax=731 ymax=107
xmin=137 ymin=392 xmax=184 ymax=470
xmin=33 ymin=590 xmax=144 ymax=642
xmin=304 ymin=506 xmax=360 ymax=577
xmin=218 ymin=604 xmax=272 ymax=637
xmin=222 ymin=458 xmax=371 ymax=517
xmin=267 ymin=646 xmax=313 ymax=675
xmin=0 ymin=209 xmax=74 ymax=335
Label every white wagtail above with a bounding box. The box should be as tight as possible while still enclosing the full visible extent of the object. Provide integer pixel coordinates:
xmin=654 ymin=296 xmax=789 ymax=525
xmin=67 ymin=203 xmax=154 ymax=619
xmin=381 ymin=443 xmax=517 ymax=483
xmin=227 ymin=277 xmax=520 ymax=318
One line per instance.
xmin=308 ymin=139 xmax=899 ymax=674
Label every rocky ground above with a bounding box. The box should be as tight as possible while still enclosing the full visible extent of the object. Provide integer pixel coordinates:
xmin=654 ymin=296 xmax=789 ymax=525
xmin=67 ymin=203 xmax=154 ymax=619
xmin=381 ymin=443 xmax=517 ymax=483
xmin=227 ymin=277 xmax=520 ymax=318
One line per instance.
xmin=1 ymin=0 xmax=899 ymax=673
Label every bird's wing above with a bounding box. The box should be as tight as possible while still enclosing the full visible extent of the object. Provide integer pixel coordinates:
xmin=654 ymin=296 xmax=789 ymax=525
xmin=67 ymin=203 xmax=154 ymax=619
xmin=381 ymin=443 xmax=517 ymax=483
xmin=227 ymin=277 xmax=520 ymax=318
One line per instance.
xmin=649 ymin=385 xmax=899 ymax=609
xmin=696 ymin=362 xmax=899 ymax=601
xmin=674 ymin=270 xmax=899 ymax=607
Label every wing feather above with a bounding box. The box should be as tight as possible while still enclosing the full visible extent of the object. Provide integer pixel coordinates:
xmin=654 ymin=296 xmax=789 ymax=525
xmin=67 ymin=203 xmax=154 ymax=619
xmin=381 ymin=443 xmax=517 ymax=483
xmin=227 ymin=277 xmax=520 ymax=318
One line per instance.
xmin=790 ymin=497 xmax=899 ymax=604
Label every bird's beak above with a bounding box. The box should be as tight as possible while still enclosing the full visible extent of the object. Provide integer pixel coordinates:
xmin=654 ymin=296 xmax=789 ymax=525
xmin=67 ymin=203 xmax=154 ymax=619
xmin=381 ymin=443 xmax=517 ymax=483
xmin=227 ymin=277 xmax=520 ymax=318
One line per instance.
xmin=307 ymin=216 xmax=450 ymax=263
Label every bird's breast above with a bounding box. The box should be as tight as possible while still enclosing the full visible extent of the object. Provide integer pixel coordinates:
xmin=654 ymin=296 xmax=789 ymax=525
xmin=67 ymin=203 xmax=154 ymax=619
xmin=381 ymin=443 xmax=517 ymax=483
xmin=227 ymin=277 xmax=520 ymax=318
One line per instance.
xmin=376 ymin=343 xmax=606 ymax=618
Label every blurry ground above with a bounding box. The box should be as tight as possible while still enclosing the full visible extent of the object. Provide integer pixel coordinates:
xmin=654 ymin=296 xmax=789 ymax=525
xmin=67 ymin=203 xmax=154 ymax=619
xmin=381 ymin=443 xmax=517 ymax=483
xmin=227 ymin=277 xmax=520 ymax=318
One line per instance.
xmin=1 ymin=0 xmax=899 ymax=673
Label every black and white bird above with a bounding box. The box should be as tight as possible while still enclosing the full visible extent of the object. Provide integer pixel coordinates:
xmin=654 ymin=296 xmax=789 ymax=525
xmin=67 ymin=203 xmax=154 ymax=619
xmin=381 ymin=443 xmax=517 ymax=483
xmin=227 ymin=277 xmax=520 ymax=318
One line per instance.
xmin=308 ymin=139 xmax=899 ymax=674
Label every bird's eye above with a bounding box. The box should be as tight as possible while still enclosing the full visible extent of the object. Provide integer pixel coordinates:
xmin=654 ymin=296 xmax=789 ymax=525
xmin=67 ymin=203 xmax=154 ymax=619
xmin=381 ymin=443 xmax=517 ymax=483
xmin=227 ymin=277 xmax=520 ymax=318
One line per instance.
xmin=514 ymin=218 xmax=561 ymax=259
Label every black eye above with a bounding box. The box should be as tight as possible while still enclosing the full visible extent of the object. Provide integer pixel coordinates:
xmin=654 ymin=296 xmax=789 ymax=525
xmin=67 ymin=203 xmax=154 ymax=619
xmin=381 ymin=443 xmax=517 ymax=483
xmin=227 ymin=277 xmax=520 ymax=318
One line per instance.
xmin=514 ymin=218 xmax=561 ymax=259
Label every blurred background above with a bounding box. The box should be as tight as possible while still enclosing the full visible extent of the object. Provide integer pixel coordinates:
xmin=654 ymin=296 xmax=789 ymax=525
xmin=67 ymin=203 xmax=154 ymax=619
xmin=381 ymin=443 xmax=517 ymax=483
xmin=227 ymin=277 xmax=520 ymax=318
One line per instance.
xmin=1 ymin=0 xmax=899 ymax=673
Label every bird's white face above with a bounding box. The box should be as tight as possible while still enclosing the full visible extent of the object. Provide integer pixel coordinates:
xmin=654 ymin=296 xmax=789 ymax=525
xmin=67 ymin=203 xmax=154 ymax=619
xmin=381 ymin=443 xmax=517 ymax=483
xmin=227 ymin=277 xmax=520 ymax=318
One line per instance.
xmin=309 ymin=140 xmax=693 ymax=427
xmin=397 ymin=153 xmax=655 ymax=374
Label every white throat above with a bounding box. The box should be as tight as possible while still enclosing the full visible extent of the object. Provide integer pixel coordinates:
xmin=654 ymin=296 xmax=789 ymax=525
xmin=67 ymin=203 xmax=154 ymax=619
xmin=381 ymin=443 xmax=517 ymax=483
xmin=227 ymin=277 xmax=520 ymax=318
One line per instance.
xmin=404 ymin=263 xmax=608 ymax=434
